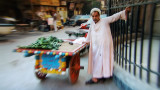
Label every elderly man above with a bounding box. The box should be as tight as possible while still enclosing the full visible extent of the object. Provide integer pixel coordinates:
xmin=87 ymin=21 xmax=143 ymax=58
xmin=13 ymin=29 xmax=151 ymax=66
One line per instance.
xmin=85 ymin=7 xmax=130 ymax=84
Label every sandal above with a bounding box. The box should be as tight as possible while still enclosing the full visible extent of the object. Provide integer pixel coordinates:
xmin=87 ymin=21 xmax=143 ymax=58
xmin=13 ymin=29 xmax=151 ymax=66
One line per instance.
xmin=98 ymin=78 xmax=106 ymax=83
xmin=85 ymin=79 xmax=99 ymax=85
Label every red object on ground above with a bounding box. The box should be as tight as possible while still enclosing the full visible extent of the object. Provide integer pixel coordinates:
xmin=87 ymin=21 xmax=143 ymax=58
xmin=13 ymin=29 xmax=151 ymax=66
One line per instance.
xmin=80 ymin=24 xmax=88 ymax=29
xmin=84 ymin=33 xmax=88 ymax=38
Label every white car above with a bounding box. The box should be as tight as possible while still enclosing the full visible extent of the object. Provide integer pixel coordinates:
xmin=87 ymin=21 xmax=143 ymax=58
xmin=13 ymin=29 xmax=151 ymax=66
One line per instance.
xmin=0 ymin=17 xmax=16 ymax=36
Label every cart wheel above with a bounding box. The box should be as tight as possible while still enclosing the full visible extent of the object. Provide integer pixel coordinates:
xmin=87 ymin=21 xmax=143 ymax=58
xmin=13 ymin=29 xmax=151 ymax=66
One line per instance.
xmin=35 ymin=71 xmax=47 ymax=79
xmin=68 ymin=53 xmax=80 ymax=84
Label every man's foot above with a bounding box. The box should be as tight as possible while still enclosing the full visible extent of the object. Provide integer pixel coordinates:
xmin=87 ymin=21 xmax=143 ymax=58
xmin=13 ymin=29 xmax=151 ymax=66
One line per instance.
xmin=99 ymin=77 xmax=113 ymax=83
xmin=98 ymin=78 xmax=106 ymax=83
xmin=85 ymin=78 xmax=99 ymax=85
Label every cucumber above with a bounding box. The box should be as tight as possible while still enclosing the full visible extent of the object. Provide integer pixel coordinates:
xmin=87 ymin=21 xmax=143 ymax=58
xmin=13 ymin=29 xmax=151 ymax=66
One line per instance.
xmin=18 ymin=36 xmax=64 ymax=50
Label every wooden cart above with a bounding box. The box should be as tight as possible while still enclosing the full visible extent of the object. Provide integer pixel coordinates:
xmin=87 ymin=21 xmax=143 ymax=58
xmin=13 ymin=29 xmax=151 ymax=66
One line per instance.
xmin=14 ymin=40 xmax=88 ymax=84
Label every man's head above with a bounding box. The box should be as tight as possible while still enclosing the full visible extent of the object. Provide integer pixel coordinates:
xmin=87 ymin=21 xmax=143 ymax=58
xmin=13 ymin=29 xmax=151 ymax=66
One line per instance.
xmin=90 ymin=8 xmax=101 ymax=23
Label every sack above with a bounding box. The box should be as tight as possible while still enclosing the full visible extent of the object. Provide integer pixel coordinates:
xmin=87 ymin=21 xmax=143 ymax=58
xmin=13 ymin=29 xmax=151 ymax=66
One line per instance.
xmin=53 ymin=13 xmax=57 ymax=20
xmin=53 ymin=16 xmax=57 ymax=20
xmin=47 ymin=18 xmax=53 ymax=25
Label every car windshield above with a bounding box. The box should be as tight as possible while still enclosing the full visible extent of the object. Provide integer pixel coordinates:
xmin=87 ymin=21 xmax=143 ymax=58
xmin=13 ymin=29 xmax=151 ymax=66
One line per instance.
xmin=71 ymin=15 xmax=81 ymax=19
xmin=100 ymin=14 xmax=107 ymax=18
xmin=80 ymin=15 xmax=90 ymax=19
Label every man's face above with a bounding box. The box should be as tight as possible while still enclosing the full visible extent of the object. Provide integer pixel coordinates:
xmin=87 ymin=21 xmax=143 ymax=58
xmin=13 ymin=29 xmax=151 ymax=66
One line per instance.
xmin=91 ymin=11 xmax=100 ymax=23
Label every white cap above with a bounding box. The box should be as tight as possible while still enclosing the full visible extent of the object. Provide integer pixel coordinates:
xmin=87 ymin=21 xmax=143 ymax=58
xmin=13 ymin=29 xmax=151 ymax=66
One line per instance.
xmin=90 ymin=8 xmax=101 ymax=15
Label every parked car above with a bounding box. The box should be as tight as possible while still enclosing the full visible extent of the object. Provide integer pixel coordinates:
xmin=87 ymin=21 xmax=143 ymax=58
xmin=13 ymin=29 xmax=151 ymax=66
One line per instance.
xmin=76 ymin=15 xmax=90 ymax=26
xmin=80 ymin=14 xmax=107 ymax=29
xmin=69 ymin=15 xmax=81 ymax=26
xmin=0 ymin=17 xmax=16 ymax=36
xmin=69 ymin=15 xmax=90 ymax=26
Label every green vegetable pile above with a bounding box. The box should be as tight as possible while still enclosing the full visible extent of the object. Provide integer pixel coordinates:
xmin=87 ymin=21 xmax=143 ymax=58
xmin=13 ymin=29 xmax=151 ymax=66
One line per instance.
xmin=19 ymin=36 xmax=64 ymax=50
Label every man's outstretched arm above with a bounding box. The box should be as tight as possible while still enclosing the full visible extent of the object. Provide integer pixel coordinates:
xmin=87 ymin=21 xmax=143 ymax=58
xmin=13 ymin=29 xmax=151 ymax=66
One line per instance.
xmin=106 ymin=7 xmax=131 ymax=23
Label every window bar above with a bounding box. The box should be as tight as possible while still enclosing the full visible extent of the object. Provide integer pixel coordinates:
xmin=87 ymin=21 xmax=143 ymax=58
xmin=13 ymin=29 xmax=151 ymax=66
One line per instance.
xmin=119 ymin=8 xmax=123 ymax=68
xmin=129 ymin=7 xmax=134 ymax=73
xmin=113 ymin=23 xmax=116 ymax=49
xmin=125 ymin=9 xmax=129 ymax=70
xmin=108 ymin=0 xmax=111 ymax=16
xmin=111 ymin=21 xmax=114 ymax=35
xmin=115 ymin=10 xmax=117 ymax=63
xmin=114 ymin=23 xmax=116 ymax=62
xmin=147 ymin=3 xmax=156 ymax=83
xmin=116 ymin=9 xmax=119 ymax=64
xmin=119 ymin=16 xmax=122 ymax=66
xmin=158 ymin=41 xmax=160 ymax=87
xmin=133 ymin=6 xmax=140 ymax=76
xmin=122 ymin=20 xmax=125 ymax=68
xmin=113 ymin=9 xmax=118 ymax=62
xmin=139 ymin=5 xmax=146 ymax=79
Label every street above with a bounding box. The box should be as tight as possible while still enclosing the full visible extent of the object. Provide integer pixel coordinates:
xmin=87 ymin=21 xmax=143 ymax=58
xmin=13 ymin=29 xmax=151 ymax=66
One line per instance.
xmin=0 ymin=27 xmax=119 ymax=90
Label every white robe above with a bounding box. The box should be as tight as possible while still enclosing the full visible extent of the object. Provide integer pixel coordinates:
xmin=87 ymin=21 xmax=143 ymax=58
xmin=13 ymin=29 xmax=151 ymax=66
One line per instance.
xmin=86 ymin=10 xmax=126 ymax=78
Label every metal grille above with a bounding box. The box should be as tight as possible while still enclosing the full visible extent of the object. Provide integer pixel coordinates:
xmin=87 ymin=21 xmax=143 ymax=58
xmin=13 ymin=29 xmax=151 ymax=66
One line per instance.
xmin=107 ymin=0 xmax=160 ymax=87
